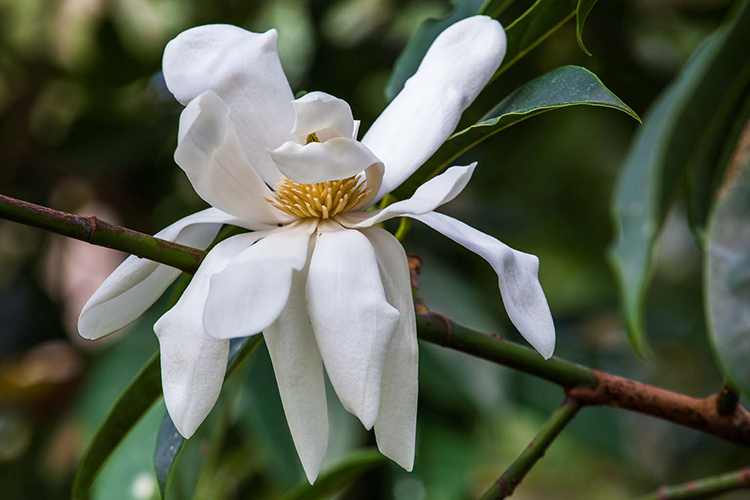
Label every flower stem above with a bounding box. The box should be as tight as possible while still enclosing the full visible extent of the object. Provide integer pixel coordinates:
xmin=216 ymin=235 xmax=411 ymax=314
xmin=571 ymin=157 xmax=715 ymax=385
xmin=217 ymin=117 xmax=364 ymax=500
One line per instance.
xmin=637 ymin=468 xmax=750 ymax=500
xmin=478 ymin=398 xmax=581 ymax=499
xmin=394 ymin=216 xmax=411 ymax=241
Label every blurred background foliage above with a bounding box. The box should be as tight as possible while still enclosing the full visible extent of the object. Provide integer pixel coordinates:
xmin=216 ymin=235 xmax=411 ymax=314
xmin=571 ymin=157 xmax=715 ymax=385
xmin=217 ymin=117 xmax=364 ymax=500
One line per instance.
xmin=0 ymin=0 xmax=747 ymax=498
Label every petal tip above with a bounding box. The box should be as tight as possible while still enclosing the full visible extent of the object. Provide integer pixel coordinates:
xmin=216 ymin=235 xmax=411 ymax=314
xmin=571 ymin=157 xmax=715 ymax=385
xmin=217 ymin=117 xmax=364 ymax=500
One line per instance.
xmin=173 ymin=418 xmax=198 ymax=440
xmin=303 ymin=467 xmax=320 ymax=485
xmin=377 ymin=443 xmax=415 ymax=472
xmin=536 ymin=332 xmax=556 ymax=360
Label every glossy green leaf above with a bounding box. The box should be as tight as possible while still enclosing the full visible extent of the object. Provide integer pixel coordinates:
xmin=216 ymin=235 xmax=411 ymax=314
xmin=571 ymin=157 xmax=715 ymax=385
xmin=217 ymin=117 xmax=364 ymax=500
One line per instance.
xmin=608 ymin=2 xmax=750 ymax=356
xmin=576 ymin=0 xmax=599 ymax=56
xmin=492 ymin=0 xmax=578 ymax=81
xmin=392 ymin=65 xmax=638 ymax=199
xmin=385 ymin=0 xmax=486 ymax=102
xmin=154 ymin=336 xmax=263 ymax=498
xmin=72 ymin=351 xmax=162 ymax=500
xmin=153 ymin=414 xmax=185 ymax=498
xmin=278 ymin=449 xmax=387 ymax=500
xmin=706 ymin=139 xmax=750 ymax=397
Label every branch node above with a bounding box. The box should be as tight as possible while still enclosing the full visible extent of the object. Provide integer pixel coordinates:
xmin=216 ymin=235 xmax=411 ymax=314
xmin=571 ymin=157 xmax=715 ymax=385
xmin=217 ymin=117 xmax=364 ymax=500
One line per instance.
xmin=83 ymin=215 xmax=98 ymax=242
xmin=716 ymin=381 xmax=740 ymax=417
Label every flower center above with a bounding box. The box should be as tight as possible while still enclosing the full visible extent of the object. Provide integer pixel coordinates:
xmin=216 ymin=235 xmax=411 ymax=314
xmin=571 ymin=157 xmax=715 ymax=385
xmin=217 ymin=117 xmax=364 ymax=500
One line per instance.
xmin=268 ymin=175 xmax=370 ymax=219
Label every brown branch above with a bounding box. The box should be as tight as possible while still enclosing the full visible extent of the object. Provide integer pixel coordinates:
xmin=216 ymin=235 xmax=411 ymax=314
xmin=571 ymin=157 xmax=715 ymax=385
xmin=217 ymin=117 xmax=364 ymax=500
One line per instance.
xmin=409 ymin=255 xmax=750 ymax=448
xmin=565 ymin=372 xmax=750 ymax=446
xmin=2 ymin=193 xmax=750 ymax=450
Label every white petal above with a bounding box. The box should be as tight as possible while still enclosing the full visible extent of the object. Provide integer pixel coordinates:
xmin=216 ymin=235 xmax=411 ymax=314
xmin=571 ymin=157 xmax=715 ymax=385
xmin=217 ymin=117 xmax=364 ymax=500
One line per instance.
xmin=340 ymin=164 xmax=476 ymax=227
xmin=176 ymin=91 xmax=294 ymax=226
xmin=411 ymin=212 xmax=555 ymax=358
xmin=364 ymin=16 xmax=506 ymax=200
xmin=264 ymin=258 xmax=328 ymax=483
xmin=77 ymin=208 xmax=235 ymax=340
xmin=306 ymin=225 xmax=400 ymax=429
xmin=358 ymin=162 xmax=385 ymax=209
xmin=269 ymin=138 xmax=382 ymax=184
xmin=154 ymin=232 xmax=265 ymax=438
xmin=362 ymin=227 xmax=418 ymax=472
xmin=163 ymin=25 xmax=295 ymax=186
xmin=203 ymin=220 xmax=317 ymax=339
xmin=291 ymin=91 xmax=354 ymax=143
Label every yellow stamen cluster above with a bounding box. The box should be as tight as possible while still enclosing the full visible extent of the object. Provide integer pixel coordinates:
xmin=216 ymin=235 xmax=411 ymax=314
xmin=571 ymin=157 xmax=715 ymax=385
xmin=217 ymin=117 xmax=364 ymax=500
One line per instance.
xmin=268 ymin=175 xmax=370 ymax=219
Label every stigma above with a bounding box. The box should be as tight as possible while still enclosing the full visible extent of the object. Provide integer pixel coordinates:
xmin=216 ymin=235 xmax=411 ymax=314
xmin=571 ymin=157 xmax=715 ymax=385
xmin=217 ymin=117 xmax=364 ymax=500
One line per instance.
xmin=268 ymin=176 xmax=370 ymax=219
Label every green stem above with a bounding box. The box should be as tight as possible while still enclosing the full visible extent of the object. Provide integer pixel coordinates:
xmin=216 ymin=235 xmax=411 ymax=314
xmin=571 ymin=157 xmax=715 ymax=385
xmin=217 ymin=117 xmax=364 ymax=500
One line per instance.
xmin=416 ymin=313 xmax=597 ymax=388
xmin=394 ymin=216 xmax=411 ymax=241
xmin=479 ymin=398 xmax=582 ymax=499
xmin=0 ymin=194 xmax=205 ymax=274
xmin=4 ymin=194 xmax=750 ymax=450
xmin=638 ymin=468 xmax=750 ymax=500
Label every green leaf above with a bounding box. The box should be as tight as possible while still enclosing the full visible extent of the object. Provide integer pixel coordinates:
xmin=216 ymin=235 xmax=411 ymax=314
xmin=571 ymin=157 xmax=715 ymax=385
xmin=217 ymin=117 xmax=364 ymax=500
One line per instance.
xmin=608 ymin=2 xmax=750 ymax=356
xmin=154 ymin=336 xmax=263 ymax=498
xmin=493 ymin=0 xmax=578 ymax=81
xmin=576 ymin=0 xmax=599 ymax=56
xmin=385 ymin=0 xmax=486 ymax=102
xmin=478 ymin=0 xmax=516 ymax=17
xmin=73 ymin=224 xmax=253 ymax=500
xmin=386 ymin=0 xmax=582 ymax=101
xmin=706 ymin=135 xmax=750 ymax=397
xmin=72 ymin=352 xmax=162 ymax=500
xmin=278 ymin=449 xmax=387 ymax=500
xmin=392 ymin=65 xmax=638 ymax=200
xmin=689 ymin=93 xmax=750 ymax=246
xmin=238 ymin=341 xmax=304 ymax=488
xmin=153 ymin=413 xmax=185 ymax=498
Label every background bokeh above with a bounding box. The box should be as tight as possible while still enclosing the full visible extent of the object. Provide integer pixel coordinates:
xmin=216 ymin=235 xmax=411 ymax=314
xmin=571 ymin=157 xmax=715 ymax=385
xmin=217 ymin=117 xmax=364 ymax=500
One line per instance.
xmin=0 ymin=0 xmax=747 ymax=498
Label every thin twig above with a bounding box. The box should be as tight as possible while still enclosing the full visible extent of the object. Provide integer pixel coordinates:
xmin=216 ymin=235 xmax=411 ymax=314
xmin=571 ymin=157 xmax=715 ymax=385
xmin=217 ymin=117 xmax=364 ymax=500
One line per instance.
xmin=638 ymin=468 xmax=750 ymax=500
xmin=479 ymin=398 xmax=581 ymax=499
xmin=2 ymin=194 xmax=750 ymax=448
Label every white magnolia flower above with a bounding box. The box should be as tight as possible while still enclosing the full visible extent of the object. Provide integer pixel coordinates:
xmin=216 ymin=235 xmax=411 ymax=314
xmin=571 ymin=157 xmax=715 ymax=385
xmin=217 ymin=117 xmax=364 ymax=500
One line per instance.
xmin=78 ymin=16 xmax=555 ymax=483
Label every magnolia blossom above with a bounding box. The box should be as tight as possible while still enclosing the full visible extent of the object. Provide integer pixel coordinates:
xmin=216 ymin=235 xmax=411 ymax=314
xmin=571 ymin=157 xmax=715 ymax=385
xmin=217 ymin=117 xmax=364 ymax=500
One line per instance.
xmin=78 ymin=16 xmax=555 ymax=482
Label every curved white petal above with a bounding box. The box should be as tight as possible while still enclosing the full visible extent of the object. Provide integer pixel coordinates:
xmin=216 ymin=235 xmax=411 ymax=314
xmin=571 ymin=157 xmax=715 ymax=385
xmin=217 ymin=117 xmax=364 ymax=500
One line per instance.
xmin=154 ymin=232 xmax=265 ymax=438
xmin=340 ymin=164 xmax=476 ymax=227
xmin=364 ymin=16 xmax=506 ymax=200
xmin=203 ymin=220 xmax=317 ymax=339
xmin=411 ymin=212 xmax=555 ymax=358
xmin=269 ymin=138 xmax=382 ymax=184
xmin=358 ymin=162 xmax=385 ymax=209
xmin=78 ymin=208 xmax=235 ymax=340
xmin=163 ymin=24 xmax=295 ymax=186
xmin=362 ymin=227 xmax=418 ymax=471
xmin=306 ymin=225 xmax=400 ymax=429
xmin=264 ymin=257 xmax=328 ymax=483
xmin=176 ymin=91 xmax=294 ymax=226
xmin=291 ymin=92 xmax=354 ymax=143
